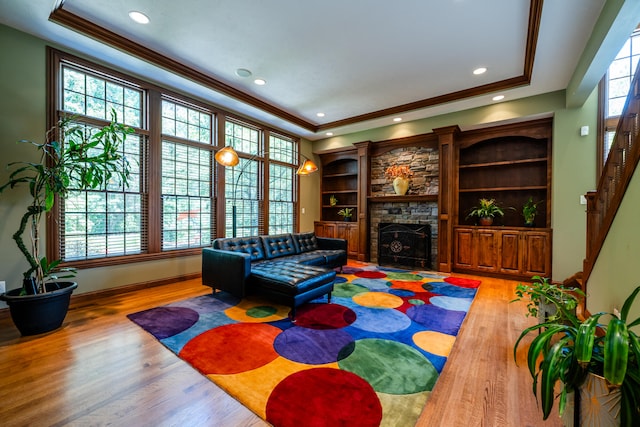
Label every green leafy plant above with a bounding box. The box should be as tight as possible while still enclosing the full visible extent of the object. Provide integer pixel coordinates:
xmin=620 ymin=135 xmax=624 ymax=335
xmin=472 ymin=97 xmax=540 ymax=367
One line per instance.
xmin=513 ymin=285 xmax=640 ymax=426
xmin=522 ymin=197 xmax=543 ymax=225
xmin=512 ymin=275 xmax=584 ymax=320
xmin=337 ymin=207 xmax=353 ymax=218
xmin=466 ymin=198 xmax=507 ymax=220
xmin=0 ymin=111 xmax=132 ymax=294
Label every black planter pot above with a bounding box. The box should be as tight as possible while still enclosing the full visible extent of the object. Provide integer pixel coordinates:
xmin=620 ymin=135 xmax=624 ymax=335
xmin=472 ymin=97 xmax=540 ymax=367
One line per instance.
xmin=0 ymin=281 xmax=78 ymax=336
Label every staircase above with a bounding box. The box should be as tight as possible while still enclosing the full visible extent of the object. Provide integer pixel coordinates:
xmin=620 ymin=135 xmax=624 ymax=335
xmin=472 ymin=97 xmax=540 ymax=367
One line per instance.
xmin=582 ymin=65 xmax=640 ymax=286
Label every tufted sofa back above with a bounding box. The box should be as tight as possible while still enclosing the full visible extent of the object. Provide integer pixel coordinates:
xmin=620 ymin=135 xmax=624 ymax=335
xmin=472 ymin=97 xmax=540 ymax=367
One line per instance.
xmin=213 ymin=236 xmax=266 ymax=261
xmin=261 ymin=233 xmax=298 ymax=259
xmin=293 ymin=232 xmax=319 ymax=253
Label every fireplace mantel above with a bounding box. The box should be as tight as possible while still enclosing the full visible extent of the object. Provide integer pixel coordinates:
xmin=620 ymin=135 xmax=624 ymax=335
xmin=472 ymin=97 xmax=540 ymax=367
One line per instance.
xmin=368 ymin=195 xmax=438 ymax=203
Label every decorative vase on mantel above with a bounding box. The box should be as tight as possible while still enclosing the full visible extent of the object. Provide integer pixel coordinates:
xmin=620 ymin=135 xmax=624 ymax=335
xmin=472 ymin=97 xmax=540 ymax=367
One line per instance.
xmin=392 ymin=177 xmax=409 ymax=195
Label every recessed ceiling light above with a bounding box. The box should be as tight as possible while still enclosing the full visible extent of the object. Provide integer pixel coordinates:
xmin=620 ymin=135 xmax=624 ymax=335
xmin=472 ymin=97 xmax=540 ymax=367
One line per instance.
xmin=393 ymin=117 xmax=402 ymax=122
xmin=492 ymin=95 xmax=505 ymax=101
xmin=326 ymin=132 xmax=334 ymax=136
xmin=235 ymin=68 xmax=252 ymax=78
xmin=254 ymin=78 xmax=266 ymax=86
xmin=473 ymin=67 xmax=487 ymax=75
xmin=316 ymin=112 xmax=325 ymax=117
xmin=128 ymin=11 xmax=150 ymax=24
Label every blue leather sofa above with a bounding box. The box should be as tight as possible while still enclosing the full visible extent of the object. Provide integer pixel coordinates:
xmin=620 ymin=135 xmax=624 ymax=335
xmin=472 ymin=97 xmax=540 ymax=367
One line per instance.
xmin=202 ymin=232 xmax=347 ymax=317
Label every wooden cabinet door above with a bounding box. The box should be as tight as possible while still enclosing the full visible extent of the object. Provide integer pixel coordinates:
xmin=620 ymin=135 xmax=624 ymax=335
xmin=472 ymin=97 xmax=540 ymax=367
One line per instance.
xmin=314 ymin=221 xmax=337 ymax=238
xmin=475 ymin=229 xmax=498 ymax=272
xmin=454 ymin=228 xmax=475 ymax=269
xmin=499 ymin=230 xmax=521 ymax=275
xmin=346 ymin=224 xmax=359 ymax=257
xmin=522 ymin=231 xmax=551 ymax=277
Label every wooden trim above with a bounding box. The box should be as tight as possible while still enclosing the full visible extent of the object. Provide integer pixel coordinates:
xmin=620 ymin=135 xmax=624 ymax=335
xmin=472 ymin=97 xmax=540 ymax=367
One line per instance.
xmin=368 ymin=195 xmax=438 ymax=203
xmin=50 ymin=3 xmax=543 ymax=135
xmin=48 ymin=7 xmax=315 ymax=132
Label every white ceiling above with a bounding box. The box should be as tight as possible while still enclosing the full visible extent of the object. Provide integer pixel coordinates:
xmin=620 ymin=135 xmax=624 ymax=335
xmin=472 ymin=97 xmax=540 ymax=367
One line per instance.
xmin=0 ymin=0 xmax=615 ymax=140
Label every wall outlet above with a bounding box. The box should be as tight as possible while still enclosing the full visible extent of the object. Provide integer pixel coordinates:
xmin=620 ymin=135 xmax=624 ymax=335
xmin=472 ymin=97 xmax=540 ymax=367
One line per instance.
xmin=0 ymin=281 xmax=5 ymax=294
xmin=579 ymin=195 xmax=587 ymax=205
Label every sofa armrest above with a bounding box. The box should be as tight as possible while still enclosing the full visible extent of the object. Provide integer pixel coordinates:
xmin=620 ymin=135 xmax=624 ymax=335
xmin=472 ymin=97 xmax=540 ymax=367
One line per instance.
xmin=316 ymin=236 xmax=347 ymax=251
xmin=202 ymin=247 xmax=251 ymax=298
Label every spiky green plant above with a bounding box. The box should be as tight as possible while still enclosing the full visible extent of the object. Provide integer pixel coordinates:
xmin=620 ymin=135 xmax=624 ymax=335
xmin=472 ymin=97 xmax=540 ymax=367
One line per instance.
xmin=0 ymin=111 xmax=132 ymax=293
xmin=514 ymin=285 xmax=640 ymax=426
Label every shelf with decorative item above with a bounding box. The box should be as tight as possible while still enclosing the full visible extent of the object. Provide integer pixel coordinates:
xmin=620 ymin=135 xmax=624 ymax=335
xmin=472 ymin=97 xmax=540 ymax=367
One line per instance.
xmin=368 ymin=195 xmax=438 ymax=203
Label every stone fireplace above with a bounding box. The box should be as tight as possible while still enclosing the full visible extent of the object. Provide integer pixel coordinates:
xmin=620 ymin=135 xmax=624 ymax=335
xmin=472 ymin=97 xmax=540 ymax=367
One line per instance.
xmin=369 ymin=201 xmax=438 ymax=269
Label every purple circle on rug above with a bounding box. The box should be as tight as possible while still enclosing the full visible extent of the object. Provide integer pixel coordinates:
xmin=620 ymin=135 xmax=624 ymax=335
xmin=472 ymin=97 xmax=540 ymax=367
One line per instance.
xmin=407 ymin=304 xmax=466 ymax=335
xmin=341 ymin=266 xmax=363 ymax=274
xmin=274 ymin=327 xmax=355 ymax=364
xmin=128 ymin=306 xmax=199 ymax=339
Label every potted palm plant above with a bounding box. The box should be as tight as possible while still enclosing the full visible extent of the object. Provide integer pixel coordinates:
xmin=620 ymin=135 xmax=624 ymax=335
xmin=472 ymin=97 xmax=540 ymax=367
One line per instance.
xmin=466 ymin=198 xmax=506 ymax=226
xmin=0 ymin=111 xmax=132 ymax=335
xmin=514 ymin=285 xmax=640 ymax=427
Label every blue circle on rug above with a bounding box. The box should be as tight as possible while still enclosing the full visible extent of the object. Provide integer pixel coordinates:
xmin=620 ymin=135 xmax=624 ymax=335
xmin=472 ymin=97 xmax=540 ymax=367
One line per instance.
xmin=274 ymin=327 xmax=355 ymax=364
xmin=338 ymin=338 xmax=438 ymax=394
xmin=427 ymin=282 xmax=477 ymax=298
xmin=350 ymin=305 xmax=411 ymax=333
xmin=128 ymin=306 xmax=199 ymax=339
xmin=352 ymin=278 xmax=391 ymax=291
xmin=407 ymin=304 xmax=466 ymax=335
xmin=430 ymin=296 xmax=473 ymax=312
xmin=388 ymin=288 xmax=414 ymax=297
xmin=334 ymin=275 xmax=348 ymax=283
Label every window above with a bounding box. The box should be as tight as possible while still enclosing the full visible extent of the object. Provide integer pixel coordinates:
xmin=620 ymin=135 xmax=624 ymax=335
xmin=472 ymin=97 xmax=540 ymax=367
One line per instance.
xmin=49 ymin=49 xmax=300 ymax=267
xmin=60 ymin=64 xmax=146 ymax=260
xmin=161 ymin=99 xmax=214 ymax=249
xmin=268 ymin=134 xmax=297 ymax=235
xmin=224 ymin=121 xmax=261 ymax=237
xmin=599 ymin=27 xmax=640 ymax=173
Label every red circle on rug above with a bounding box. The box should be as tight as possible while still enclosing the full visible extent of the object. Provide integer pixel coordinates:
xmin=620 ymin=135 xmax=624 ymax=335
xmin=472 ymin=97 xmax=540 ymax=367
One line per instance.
xmin=179 ymin=323 xmax=280 ymax=374
xmin=266 ymin=368 xmax=382 ymax=427
xmin=354 ymin=270 xmax=387 ymax=279
xmin=444 ymin=276 xmax=482 ymax=288
xmin=294 ymin=303 xmax=357 ymax=329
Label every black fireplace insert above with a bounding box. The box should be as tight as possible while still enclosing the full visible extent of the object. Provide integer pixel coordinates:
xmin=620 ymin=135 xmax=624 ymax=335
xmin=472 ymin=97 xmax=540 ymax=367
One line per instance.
xmin=378 ymin=223 xmax=431 ymax=269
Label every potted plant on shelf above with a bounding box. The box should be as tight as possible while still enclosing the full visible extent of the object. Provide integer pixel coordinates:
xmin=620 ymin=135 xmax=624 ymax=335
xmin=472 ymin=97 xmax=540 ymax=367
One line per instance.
xmin=0 ymin=111 xmax=132 ymax=335
xmin=466 ymin=198 xmax=507 ymax=226
xmin=513 ymin=285 xmax=640 ymax=427
xmin=512 ymin=275 xmax=584 ymax=324
xmin=337 ymin=207 xmax=353 ymax=222
xmin=329 ymin=194 xmax=338 ymax=206
xmin=384 ymin=164 xmax=413 ymax=196
xmin=522 ymin=197 xmax=543 ymax=227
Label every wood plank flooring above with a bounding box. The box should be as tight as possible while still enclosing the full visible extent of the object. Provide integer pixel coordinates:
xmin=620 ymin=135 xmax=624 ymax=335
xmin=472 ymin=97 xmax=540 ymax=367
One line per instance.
xmin=0 ymin=274 xmax=562 ymax=426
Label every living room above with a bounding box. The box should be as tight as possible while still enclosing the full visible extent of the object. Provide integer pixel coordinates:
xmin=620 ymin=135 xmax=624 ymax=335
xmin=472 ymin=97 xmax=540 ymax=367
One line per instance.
xmin=1 ymin=1 xmax=640 ymax=426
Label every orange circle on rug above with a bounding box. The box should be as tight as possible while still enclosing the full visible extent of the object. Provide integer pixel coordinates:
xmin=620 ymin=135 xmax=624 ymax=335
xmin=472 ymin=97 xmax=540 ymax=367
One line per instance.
xmin=353 ymin=292 xmax=403 ymax=308
xmin=412 ymin=330 xmax=456 ymax=357
xmin=179 ymin=323 xmax=280 ymax=374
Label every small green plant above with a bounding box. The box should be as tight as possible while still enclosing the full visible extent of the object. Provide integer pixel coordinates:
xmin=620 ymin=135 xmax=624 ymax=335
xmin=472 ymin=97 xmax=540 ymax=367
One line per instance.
xmin=329 ymin=194 xmax=338 ymax=206
xmin=522 ymin=197 xmax=543 ymax=225
xmin=337 ymin=207 xmax=353 ymax=219
xmin=512 ymin=276 xmax=584 ymax=320
xmin=466 ymin=198 xmax=507 ymax=220
xmin=514 ymin=285 xmax=640 ymax=426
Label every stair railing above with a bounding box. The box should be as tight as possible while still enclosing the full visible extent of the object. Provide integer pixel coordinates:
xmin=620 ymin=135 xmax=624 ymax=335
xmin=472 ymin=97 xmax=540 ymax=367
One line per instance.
xmin=583 ymin=65 xmax=640 ymax=283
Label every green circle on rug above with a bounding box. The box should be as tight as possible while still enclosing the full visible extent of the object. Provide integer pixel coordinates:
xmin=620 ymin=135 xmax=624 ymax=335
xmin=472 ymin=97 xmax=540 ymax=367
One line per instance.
xmin=386 ymin=272 xmax=423 ymax=281
xmin=246 ymin=305 xmax=278 ymax=318
xmin=337 ymin=338 xmax=437 ymax=394
xmin=408 ymin=298 xmax=425 ymax=305
xmin=333 ymin=282 xmax=370 ymax=298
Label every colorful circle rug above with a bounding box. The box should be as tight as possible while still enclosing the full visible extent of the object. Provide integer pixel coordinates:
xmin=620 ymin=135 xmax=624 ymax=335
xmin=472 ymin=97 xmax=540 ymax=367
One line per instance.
xmin=128 ymin=262 xmax=480 ymax=427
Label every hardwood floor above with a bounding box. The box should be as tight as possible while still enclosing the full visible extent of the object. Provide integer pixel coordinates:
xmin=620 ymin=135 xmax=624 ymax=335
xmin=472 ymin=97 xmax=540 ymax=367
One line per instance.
xmin=0 ymin=274 xmax=562 ymax=426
